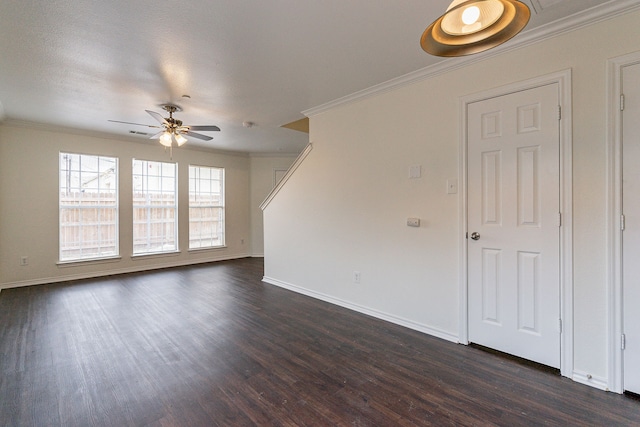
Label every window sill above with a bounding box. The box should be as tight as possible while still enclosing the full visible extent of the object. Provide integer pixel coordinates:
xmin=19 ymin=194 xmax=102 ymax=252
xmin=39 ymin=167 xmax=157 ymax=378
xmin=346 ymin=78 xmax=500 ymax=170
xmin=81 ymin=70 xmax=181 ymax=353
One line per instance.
xmin=188 ymin=245 xmax=227 ymax=253
xmin=131 ymin=250 xmax=181 ymax=260
xmin=57 ymin=255 xmax=122 ymax=267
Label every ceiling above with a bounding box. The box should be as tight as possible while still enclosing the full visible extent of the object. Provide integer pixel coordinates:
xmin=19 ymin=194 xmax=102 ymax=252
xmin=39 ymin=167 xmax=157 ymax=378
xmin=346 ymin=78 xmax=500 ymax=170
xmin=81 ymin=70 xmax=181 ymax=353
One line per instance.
xmin=0 ymin=0 xmax=634 ymax=154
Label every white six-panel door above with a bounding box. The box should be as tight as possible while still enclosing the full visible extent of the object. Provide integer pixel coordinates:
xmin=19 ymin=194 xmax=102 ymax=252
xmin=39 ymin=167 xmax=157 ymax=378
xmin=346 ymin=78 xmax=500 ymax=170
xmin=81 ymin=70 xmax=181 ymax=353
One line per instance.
xmin=622 ymin=61 xmax=640 ymax=394
xmin=467 ymin=83 xmax=561 ymax=368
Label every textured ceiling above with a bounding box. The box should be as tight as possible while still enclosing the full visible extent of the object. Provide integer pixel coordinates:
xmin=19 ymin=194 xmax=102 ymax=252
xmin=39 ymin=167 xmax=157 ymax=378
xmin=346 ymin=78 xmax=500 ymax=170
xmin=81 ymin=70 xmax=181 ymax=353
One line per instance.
xmin=0 ymin=0 xmax=633 ymax=154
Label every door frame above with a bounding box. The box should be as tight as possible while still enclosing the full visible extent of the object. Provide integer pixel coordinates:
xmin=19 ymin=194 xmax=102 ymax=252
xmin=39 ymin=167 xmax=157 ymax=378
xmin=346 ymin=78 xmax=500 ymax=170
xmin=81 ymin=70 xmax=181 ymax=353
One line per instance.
xmin=457 ymin=69 xmax=574 ymax=379
xmin=607 ymin=51 xmax=640 ymax=394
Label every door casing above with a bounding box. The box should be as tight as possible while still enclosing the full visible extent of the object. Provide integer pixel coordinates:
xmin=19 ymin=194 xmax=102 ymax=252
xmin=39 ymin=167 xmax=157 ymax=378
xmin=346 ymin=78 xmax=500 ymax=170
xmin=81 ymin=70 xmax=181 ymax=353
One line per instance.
xmin=607 ymin=51 xmax=640 ymax=394
xmin=457 ymin=69 xmax=574 ymax=379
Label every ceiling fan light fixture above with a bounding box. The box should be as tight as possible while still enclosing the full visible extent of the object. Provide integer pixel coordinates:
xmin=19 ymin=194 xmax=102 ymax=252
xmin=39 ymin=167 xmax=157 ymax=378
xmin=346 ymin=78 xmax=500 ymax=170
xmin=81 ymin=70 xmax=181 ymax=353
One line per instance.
xmin=421 ymin=0 xmax=530 ymax=57
xmin=159 ymin=131 xmax=173 ymax=147
xmin=174 ymin=132 xmax=188 ymax=146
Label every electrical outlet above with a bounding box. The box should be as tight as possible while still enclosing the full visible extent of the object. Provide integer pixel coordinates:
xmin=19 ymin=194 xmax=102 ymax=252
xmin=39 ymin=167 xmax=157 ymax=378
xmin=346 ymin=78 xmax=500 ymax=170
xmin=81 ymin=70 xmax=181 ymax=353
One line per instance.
xmin=353 ymin=271 xmax=361 ymax=284
xmin=407 ymin=218 xmax=420 ymax=227
xmin=20 ymin=256 xmax=28 ymax=266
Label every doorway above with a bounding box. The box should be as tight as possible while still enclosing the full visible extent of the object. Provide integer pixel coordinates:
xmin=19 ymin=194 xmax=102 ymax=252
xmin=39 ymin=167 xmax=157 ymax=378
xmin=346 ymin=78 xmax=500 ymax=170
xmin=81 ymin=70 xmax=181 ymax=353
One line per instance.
xmin=609 ymin=54 xmax=640 ymax=395
xmin=459 ymin=70 xmax=573 ymax=377
xmin=467 ymin=83 xmax=560 ymax=367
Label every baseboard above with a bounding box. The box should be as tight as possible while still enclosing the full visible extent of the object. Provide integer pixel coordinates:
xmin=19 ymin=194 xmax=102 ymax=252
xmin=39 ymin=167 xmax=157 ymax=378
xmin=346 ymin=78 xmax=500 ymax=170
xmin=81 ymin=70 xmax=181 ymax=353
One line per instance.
xmin=262 ymin=276 xmax=459 ymax=344
xmin=0 ymin=254 xmax=251 ymax=290
xmin=572 ymin=370 xmax=610 ymax=392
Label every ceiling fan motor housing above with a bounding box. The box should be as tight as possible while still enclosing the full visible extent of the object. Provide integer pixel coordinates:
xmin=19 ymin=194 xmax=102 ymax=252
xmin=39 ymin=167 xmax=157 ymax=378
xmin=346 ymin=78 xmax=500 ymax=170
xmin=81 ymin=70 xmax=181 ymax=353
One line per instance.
xmin=161 ymin=104 xmax=184 ymax=130
xmin=166 ymin=118 xmax=183 ymax=127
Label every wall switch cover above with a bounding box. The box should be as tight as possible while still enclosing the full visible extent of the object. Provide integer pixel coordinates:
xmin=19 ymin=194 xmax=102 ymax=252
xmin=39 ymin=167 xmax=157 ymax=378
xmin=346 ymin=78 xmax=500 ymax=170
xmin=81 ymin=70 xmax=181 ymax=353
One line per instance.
xmin=407 ymin=218 xmax=420 ymax=227
xmin=353 ymin=271 xmax=361 ymax=283
xmin=447 ymin=179 xmax=458 ymax=194
xmin=409 ymin=165 xmax=422 ymax=179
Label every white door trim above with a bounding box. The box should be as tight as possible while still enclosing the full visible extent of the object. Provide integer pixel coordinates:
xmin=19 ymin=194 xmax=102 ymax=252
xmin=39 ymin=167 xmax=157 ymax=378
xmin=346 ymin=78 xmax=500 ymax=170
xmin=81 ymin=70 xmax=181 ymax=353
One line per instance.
xmin=606 ymin=51 xmax=640 ymax=394
xmin=458 ymin=69 xmax=573 ymax=378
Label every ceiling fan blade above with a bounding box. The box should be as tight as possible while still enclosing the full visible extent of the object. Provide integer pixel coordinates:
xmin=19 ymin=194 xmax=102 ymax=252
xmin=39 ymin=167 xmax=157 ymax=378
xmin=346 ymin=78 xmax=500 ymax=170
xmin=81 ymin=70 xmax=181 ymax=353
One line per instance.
xmin=108 ymin=119 xmax=161 ymax=128
xmin=185 ymin=130 xmax=213 ymax=141
xmin=187 ymin=125 xmax=221 ymax=132
xmin=145 ymin=110 xmax=169 ymax=125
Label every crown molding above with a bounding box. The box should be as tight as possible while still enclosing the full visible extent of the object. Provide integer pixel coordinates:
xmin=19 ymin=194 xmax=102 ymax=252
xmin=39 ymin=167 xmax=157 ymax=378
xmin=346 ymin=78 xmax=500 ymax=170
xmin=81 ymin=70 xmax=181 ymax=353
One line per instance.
xmin=0 ymin=118 xmax=251 ymax=157
xmin=249 ymin=151 xmax=301 ymax=158
xmin=2 ymin=118 xmax=152 ymax=144
xmin=1 ymin=118 xmax=301 ymax=157
xmin=303 ymin=0 xmax=640 ymax=118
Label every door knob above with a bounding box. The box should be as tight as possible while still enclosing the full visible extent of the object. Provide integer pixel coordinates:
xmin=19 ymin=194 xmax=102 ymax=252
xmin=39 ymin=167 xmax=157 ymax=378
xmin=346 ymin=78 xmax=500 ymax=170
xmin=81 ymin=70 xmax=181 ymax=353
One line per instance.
xmin=470 ymin=232 xmax=480 ymax=241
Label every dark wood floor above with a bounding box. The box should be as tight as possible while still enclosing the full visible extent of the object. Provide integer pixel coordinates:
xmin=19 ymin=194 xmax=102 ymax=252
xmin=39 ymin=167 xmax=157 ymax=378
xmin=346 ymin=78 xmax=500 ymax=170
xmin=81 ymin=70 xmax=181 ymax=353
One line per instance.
xmin=1 ymin=258 xmax=639 ymax=426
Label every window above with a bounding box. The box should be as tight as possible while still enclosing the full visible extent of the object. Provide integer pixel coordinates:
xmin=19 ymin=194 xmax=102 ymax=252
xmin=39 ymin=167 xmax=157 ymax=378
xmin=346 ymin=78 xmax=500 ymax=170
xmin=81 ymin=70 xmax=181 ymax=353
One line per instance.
xmin=189 ymin=165 xmax=225 ymax=249
xmin=59 ymin=153 xmax=118 ymax=261
xmin=132 ymin=159 xmax=177 ymax=255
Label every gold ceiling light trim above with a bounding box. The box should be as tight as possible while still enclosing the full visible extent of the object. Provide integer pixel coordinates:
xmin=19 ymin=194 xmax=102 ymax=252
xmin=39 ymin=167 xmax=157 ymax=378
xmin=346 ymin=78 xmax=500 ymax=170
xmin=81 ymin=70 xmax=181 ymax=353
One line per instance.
xmin=421 ymin=0 xmax=530 ymax=57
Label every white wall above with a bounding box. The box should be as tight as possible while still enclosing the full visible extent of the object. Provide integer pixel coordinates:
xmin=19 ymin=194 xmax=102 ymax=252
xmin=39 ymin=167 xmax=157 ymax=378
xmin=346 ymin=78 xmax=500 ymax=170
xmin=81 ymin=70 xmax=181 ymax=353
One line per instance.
xmin=263 ymin=10 xmax=640 ymax=388
xmin=0 ymin=124 xmax=251 ymax=288
xmin=249 ymin=155 xmax=297 ymax=256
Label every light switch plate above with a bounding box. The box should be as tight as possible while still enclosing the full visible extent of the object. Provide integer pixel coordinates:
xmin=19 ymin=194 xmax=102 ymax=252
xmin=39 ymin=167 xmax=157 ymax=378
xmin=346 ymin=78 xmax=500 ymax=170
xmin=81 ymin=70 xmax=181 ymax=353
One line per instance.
xmin=447 ymin=179 xmax=458 ymax=194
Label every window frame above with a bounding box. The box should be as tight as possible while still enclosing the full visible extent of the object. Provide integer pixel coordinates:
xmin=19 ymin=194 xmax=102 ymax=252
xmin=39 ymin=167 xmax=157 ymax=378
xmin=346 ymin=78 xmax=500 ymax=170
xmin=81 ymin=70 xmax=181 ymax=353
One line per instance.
xmin=132 ymin=159 xmax=179 ymax=256
xmin=58 ymin=152 xmax=119 ymax=263
xmin=188 ymin=164 xmax=226 ymax=250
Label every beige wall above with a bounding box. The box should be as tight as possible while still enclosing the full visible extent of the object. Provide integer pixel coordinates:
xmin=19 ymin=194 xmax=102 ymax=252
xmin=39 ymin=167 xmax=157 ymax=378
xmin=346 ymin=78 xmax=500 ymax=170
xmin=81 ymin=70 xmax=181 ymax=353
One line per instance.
xmin=249 ymin=155 xmax=297 ymax=256
xmin=0 ymin=124 xmax=252 ymax=287
xmin=263 ymin=10 xmax=640 ymax=389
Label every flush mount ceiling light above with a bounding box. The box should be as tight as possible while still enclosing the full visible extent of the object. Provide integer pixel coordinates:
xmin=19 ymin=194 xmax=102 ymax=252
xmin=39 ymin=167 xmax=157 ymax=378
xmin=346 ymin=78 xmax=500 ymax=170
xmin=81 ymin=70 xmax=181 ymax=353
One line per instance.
xmin=421 ymin=0 xmax=530 ymax=57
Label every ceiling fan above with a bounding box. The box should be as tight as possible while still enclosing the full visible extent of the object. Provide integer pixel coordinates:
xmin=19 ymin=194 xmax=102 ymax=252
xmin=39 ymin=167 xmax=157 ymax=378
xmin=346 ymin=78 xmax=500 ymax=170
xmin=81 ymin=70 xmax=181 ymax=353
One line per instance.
xmin=109 ymin=103 xmax=220 ymax=147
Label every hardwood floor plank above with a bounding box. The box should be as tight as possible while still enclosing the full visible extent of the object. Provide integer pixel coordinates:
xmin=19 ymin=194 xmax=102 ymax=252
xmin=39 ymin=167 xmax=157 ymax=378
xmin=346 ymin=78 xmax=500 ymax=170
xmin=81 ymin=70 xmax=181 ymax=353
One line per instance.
xmin=1 ymin=258 xmax=640 ymax=426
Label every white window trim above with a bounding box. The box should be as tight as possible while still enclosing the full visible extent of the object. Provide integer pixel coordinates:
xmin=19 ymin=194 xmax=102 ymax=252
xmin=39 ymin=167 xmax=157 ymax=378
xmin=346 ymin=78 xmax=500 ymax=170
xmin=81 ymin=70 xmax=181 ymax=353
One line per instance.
xmin=58 ymin=152 xmax=119 ymax=263
xmin=132 ymin=159 xmax=179 ymax=256
xmin=188 ymin=164 xmax=225 ymax=250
